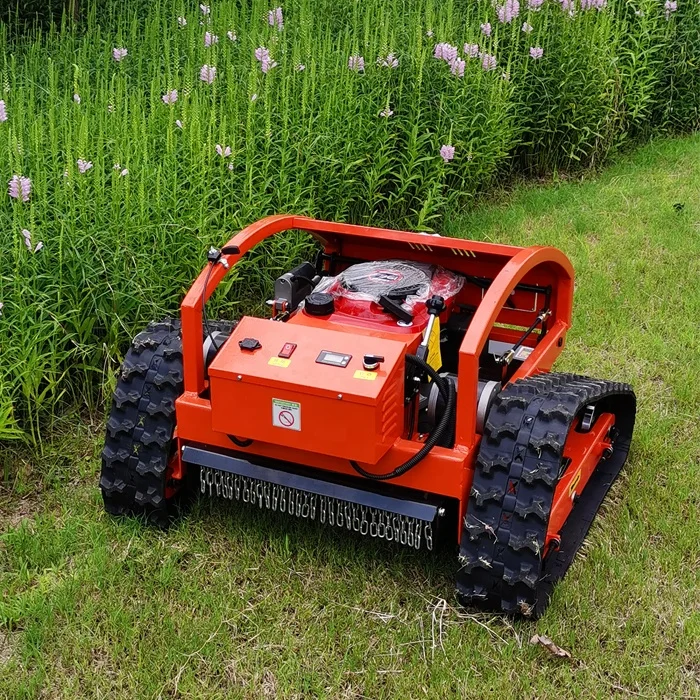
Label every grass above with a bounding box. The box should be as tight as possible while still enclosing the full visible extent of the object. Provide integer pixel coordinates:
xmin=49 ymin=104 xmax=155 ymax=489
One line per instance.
xmin=1 ymin=134 xmax=700 ymax=698
xmin=2 ymin=0 xmax=700 ymax=440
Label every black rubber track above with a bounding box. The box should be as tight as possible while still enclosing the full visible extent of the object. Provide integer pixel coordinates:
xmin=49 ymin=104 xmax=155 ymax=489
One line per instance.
xmin=99 ymin=318 xmax=234 ymax=526
xmin=457 ymin=373 xmax=635 ymax=618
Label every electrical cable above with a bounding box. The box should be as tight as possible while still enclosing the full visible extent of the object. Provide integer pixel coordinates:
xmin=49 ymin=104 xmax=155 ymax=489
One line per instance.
xmin=350 ymin=355 xmax=455 ymax=481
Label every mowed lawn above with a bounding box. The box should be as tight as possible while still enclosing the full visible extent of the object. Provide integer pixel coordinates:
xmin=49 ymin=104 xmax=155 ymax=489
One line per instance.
xmin=1 ymin=135 xmax=699 ymax=699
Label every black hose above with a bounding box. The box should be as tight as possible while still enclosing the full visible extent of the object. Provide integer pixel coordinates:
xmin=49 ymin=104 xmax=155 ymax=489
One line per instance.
xmin=350 ymin=355 xmax=455 ymax=481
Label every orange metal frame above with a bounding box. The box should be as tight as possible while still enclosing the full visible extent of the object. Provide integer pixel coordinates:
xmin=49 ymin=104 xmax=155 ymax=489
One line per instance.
xmin=175 ymin=215 xmax=605 ymax=537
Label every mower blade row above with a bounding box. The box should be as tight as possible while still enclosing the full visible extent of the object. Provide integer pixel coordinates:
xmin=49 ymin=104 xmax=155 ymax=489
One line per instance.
xmin=457 ymin=373 xmax=635 ymax=617
xmin=199 ymin=465 xmax=435 ymax=550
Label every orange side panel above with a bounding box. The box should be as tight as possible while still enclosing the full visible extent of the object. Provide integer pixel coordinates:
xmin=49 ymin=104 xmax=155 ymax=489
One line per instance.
xmin=208 ymin=317 xmax=408 ymax=464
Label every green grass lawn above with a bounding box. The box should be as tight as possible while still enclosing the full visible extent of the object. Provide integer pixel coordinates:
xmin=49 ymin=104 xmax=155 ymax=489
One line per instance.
xmin=2 ymin=134 xmax=700 ymax=699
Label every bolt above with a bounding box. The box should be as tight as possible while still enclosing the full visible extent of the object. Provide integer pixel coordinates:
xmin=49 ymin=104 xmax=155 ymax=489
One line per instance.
xmin=337 ymin=394 xmax=343 ymax=400
xmin=237 ymin=375 xmax=242 ymax=381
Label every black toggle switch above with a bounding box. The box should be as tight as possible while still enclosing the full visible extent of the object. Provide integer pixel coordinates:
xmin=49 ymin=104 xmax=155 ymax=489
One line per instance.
xmin=363 ymin=354 xmax=385 ymax=370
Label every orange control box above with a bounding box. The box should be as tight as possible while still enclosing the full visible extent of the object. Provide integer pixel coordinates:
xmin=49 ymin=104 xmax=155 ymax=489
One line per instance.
xmin=208 ymin=317 xmax=408 ymax=463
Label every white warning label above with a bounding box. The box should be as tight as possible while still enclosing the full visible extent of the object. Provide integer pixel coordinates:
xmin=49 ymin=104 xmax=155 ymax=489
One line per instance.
xmin=272 ymin=398 xmax=301 ymax=431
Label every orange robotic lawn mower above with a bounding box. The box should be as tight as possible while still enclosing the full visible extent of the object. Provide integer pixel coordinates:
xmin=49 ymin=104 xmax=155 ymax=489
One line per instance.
xmin=100 ymin=216 xmax=635 ymax=617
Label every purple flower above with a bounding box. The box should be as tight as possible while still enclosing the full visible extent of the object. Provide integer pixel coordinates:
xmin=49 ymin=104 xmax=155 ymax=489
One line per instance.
xmin=178 ymin=16 xmax=187 ymax=27
xmin=464 ymin=43 xmax=479 ymax=58
xmin=21 ymin=229 xmax=42 ymax=253
xmin=348 ymin=55 xmax=365 ymax=72
xmin=200 ymin=4 xmax=210 ymax=15
xmin=162 ymin=89 xmax=178 ymax=105
xmin=250 ymin=93 xmax=258 ymax=101
xmin=379 ymin=107 xmax=394 ymax=118
xmin=204 ymin=32 xmax=219 ymax=47
xmin=581 ymin=0 xmax=607 ymax=8
xmin=481 ymin=53 xmax=497 ymax=71
xmin=440 ymin=145 xmax=455 ymax=162
xmin=480 ymin=22 xmax=492 ymax=36
xmin=377 ymin=53 xmax=399 ymax=69
xmin=175 ymin=119 xmax=183 ymax=128
xmin=522 ymin=22 xmax=533 ymax=32
xmin=200 ymin=64 xmax=217 ymax=84
xmin=255 ymin=46 xmax=278 ymax=73
xmin=268 ymin=7 xmax=283 ymax=30
xmin=0 ymin=100 xmax=7 ymax=122
xmin=664 ymin=0 xmax=677 ymax=18
xmin=77 ymin=158 xmax=93 ymax=174
xmin=450 ymin=56 xmax=466 ymax=77
xmin=560 ymin=0 xmax=575 ymax=13
xmin=216 ymin=144 xmax=232 ymax=157
xmin=434 ymin=43 xmax=458 ymax=62
xmin=228 ymin=162 xmax=234 ymax=170
xmin=227 ymin=30 xmax=237 ymax=41
xmin=112 ymin=47 xmax=128 ymax=62
xmin=497 ymin=0 xmax=520 ymax=23
xmin=528 ymin=0 xmax=544 ymax=8
xmin=73 ymin=93 xmax=81 ymax=104
xmin=8 ymin=175 xmax=31 ymax=202
xmin=529 ymin=46 xmax=544 ymax=59
xmin=120 ymin=168 xmax=129 ymax=177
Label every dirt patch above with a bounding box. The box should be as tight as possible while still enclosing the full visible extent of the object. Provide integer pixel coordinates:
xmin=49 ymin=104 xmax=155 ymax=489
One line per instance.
xmin=0 ymin=496 xmax=42 ymax=532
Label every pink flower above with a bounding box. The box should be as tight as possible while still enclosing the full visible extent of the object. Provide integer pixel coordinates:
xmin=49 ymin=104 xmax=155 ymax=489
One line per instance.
xmin=529 ymin=46 xmax=544 ymax=59
xmin=228 ymin=162 xmax=234 ymax=170
xmin=377 ymin=53 xmax=399 ymax=68
xmin=227 ymin=30 xmax=237 ymax=41
xmin=480 ymin=22 xmax=492 ymax=36
xmin=178 ymin=16 xmax=187 ymax=27
xmin=8 ymin=175 xmax=31 ymax=202
xmin=255 ymin=46 xmax=278 ymax=73
xmin=200 ymin=4 xmax=210 ymax=15
xmin=348 ymin=55 xmax=365 ymax=72
xmin=481 ymin=53 xmax=497 ymax=71
xmin=434 ymin=43 xmax=458 ymax=62
xmin=528 ymin=0 xmax=544 ymax=8
xmin=162 ymin=89 xmax=178 ymax=105
xmin=0 ymin=100 xmax=7 ymax=122
xmin=522 ymin=22 xmax=533 ymax=32
xmin=450 ymin=56 xmax=466 ymax=77
xmin=581 ymin=0 xmax=607 ymax=8
xmin=112 ymin=47 xmax=128 ymax=61
xmin=379 ymin=107 xmax=393 ymax=118
xmin=268 ymin=7 xmax=283 ymax=30
xmin=560 ymin=0 xmax=575 ymax=13
xmin=464 ymin=43 xmax=479 ymax=58
xmin=204 ymin=31 xmax=218 ymax=47
xmin=497 ymin=0 xmax=520 ymax=24
xmin=215 ymin=144 xmax=232 ymax=157
xmin=664 ymin=0 xmax=677 ymax=19
xmin=250 ymin=93 xmax=258 ymax=101
xmin=77 ymin=158 xmax=93 ymax=173
xmin=73 ymin=93 xmax=81 ymax=104
xmin=200 ymin=64 xmax=217 ymax=84
xmin=21 ymin=229 xmax=43 ymax=253
xmin=120 ymin=168 xmax=128 ymax=177
xmin=440 ymin=145 xmax=455 ymax=162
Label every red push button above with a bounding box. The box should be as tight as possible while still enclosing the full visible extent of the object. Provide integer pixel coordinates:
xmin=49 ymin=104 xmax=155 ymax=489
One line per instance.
xmin=279 ymin=342 xmax=297 ymax=358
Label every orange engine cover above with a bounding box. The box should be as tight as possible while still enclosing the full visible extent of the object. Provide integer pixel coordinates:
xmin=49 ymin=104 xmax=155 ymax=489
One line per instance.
xmin=207 ymin=316 xmax=408 ymax=464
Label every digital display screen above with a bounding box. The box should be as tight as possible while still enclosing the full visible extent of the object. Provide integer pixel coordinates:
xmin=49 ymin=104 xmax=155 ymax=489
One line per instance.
xmin=316 ymin=350 xmax=352 ymax=367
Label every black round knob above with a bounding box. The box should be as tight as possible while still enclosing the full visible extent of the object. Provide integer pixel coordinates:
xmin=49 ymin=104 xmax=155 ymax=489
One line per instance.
xmin=305 ymin=292 xmax=335 ymax=316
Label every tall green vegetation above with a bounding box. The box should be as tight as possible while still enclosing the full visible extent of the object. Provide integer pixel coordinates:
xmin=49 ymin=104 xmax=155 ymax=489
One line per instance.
xmin=1 ymin=0 xmax=698 ymax=442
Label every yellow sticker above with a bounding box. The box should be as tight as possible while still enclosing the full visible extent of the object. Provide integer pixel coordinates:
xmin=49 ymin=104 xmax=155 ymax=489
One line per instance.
xmin=426 ymin=317 xmax=442 ymax=372
xmin=353 ymin=370 xmax=377 ymax=381
xmin=268 ymin=357 xmax=291 ymax=368
xmin=568 ymin=469 xmax=582 ymax=497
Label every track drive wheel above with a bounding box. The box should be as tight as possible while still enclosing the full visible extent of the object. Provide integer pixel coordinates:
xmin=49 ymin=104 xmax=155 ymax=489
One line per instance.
xmin=457 ymin=373 xmax=635 ymax=618
xmin=99 ymin=318 xmax=233 ymax=527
